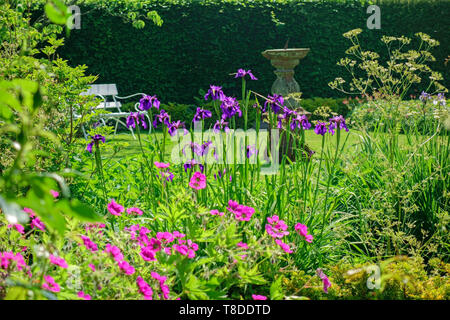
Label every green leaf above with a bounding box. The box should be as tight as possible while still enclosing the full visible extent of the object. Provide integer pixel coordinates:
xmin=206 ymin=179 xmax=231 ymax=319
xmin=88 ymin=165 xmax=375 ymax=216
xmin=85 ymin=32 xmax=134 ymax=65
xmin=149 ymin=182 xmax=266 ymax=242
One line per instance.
xmin=45 ymin=1 xmax=68 ymax=25
xmin=4 ymin=286 xmax=27 ymax=300
xmin=270 ymin=276 xmax=284 ymax=300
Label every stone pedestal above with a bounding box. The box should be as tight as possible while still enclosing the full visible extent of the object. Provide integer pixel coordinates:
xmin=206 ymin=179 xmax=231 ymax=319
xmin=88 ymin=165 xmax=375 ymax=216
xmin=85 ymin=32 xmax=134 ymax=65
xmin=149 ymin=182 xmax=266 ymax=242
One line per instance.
xmin=262 ymin=48 xmax=310 ymax=109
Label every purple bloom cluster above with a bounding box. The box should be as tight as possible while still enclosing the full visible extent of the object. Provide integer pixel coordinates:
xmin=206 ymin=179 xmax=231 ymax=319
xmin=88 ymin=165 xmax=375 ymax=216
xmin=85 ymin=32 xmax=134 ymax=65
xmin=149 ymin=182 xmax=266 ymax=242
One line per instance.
xmin=167 ymin=120 xmax=188 ymax=136
xmin=139 ymin=95 xmax=160 ymax=111
xmin=265 ymin=94 xmax=285 ymax=114
xmin=153 ymin=109 xmax=170 ymax=128
xmin=220 ymin=97 xmax=241 ymax=120
xmin=204 ymin=85 xmax=225 ymax=101
xmin=193 ymin=107 xmax=212 ymax=122
xmin=328 ymin=115 xmax=349 ymax=135
xmin=126 ymin=112 xmax=147 ymax=129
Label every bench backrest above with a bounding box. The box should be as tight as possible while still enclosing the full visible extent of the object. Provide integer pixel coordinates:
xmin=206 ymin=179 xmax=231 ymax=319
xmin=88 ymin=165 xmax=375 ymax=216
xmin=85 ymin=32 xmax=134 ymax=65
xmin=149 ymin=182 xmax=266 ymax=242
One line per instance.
xmin=81 ymin=84 xmax=118 ymax=97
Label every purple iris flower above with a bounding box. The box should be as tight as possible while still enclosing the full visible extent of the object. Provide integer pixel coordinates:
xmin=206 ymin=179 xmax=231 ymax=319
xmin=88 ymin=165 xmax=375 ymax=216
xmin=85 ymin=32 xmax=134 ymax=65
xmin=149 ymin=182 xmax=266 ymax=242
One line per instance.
xmin=235 ymin=69 xmax=258 ymax=80
xmin=220 ymin=96 xmax=241 ymax=119
xmin=153 ymin=109 xmax=170 ymax=128
xmin=213 ymin=119 xmax=230 ymax=133
xmin=252 ymin=102 xmax=266 ymax=113
xmin=183 ymin=142 xmax=202 ymax=157
xmin=168 ymin=120 xmax=188 ymax=136
xmin=290 ymin=114 xmax=311 ymax=131
xmin=183 ymin=159 xmax=204 ymax=173
xmin=126 ymin=112 xmax=147 ymax=129
xmin=214 ymin=169 xmax=226 ymax=180
xmin=204 ymin=85 xmax=225 ymax=101
xmin=264 ymin=94 xmax=284 ymax=114
xmin=193 ymin=107 xmax=212 ymax=122
xmin=200 ymin=141 xmax=213 ymax=156
xmin=314 ymin=122 xmax=328 ymax=136
xmin=246 ymin=145 xmax=257 ymax=158
xmin=86 ymin=134 xmax=105 ymax=153
xmin=139 ymin=95 xmax=160 ymax=111
xmin=433 ymin=93 xmax=446 ymax=106
xmin=419 ymin=91 xmax=430 ymax=102
xmin=328 ymin=115 xmax=349 ymax=135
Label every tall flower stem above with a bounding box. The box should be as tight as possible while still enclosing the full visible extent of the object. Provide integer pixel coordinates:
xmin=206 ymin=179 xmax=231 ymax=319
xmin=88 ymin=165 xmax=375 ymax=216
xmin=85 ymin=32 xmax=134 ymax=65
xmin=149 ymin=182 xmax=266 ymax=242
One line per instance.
xmin=93 ymin=142 xmax=108 ymax=209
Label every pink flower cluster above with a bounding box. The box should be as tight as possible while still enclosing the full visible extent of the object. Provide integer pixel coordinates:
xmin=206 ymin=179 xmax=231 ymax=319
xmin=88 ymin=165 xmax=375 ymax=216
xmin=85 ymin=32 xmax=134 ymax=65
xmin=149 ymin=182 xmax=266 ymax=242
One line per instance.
xmin=127 ymin=207 xmax=143 ymax=216
xmin=80 ymin=235 xmax=98 ymax=252
xmin=252 ymin=294 xmax=267 ymax=300
xmin=7 ymin=224 xmax=25 ymax=234
xmin=42 ymin=275 xmax=60 ymax=293
xmin=49 ymin=254 xmax=68 ymax=269
xmin=104 ymin=243 xmax=135 ymax=275
xmin=78 ymin=291 xmax=92 ymax=300
xmin=189 ymin=171 xmax=207 ymax=190
xmin=275 ymin=239 xmax=293 ymax=254
xmin=227 ymin=200 xmax=255 ymax=222
xmin=265 ymin=215 xmax=289 ymax=239
xmin=210 ymin=209 xmax=224 ymax=216
xmin=24 ymin=207 xmax=45 ymax=231
xmin=0 ymin=251 xmax=26 ymax=271
xmin=151 ymin=271 xmax=170 ymax=299
xmin=136 ymin=276 xmax=153 ymax=300
xmin=295 ymin=223 xmax=313 ymax=243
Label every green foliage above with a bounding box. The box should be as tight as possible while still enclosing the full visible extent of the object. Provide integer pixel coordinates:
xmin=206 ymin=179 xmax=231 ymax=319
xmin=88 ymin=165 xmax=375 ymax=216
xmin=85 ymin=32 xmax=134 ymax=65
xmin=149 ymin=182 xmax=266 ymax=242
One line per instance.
xmin=58 ymin=0 xmax=449 ymax=104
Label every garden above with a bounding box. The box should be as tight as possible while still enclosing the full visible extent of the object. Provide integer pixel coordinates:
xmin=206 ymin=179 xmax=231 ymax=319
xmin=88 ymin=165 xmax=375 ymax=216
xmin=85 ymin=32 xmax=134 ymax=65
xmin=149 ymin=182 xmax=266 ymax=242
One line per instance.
xmin=0 ymin=0 xmax=449 ymax=302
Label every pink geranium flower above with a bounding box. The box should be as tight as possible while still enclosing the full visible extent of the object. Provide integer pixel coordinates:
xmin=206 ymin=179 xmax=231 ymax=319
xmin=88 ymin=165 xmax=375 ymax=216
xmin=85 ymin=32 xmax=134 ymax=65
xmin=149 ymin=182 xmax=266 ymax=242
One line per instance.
xmin=154 ymin=161 xmax=170 ymax=169
xmin=295 ymin=223 xmax=313 ymax=243
xmin=107 ymin=199 xmax=124 ymax=216
xmin=126 ymin=207 xmax=143 ymax=216
xmin=227 ymin=200 xmax=255 ymax=222
xmin=7 ymin=224 xmax=25 ymax=234
xmin=252 ymin=294 xmax=267 ymax=300
xmin=275 ymin=239 xmax=293 ymax=254
xmin=266 ymin=215 xmax=289 ymax=239
xmin=50 ymin=190 xmax=59 ymax=198
xmin=49 ymin=255 xmax=68 ymax=269
xmin=78 ymin=291 xmax=92 ymax=300
xmin=210 ymin=209 xmax=224 ymax=216
xmin=136 ymin=276 xmax=153 ymax=300
xmin=237 ymin=242 xmax=248 ymax=249
xmin=118 ymin=260 xmax=135 ymax=275
xmin=189 ymin=171 xmax=207 ymax=190
xmin=42 ymin=275 xmax=60 ymax=293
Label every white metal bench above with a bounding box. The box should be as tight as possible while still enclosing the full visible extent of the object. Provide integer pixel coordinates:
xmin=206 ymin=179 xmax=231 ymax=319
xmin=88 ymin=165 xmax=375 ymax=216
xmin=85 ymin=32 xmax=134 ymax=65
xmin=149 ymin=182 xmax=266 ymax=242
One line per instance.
xmin=77 ymin=84 xmax=152 ymax=139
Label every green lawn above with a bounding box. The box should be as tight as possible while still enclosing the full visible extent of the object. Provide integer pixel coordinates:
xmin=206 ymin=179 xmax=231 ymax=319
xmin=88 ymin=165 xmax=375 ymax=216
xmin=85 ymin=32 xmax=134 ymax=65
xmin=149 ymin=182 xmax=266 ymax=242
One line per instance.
xmin=105 ymin=130 xmax=361 ymax=160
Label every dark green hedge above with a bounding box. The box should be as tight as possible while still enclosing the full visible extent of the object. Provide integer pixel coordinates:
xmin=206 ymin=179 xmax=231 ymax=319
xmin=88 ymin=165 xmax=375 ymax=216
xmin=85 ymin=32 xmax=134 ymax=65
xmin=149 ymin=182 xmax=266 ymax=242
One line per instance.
xmin=59 ymin=0 xmax=450 ymax=104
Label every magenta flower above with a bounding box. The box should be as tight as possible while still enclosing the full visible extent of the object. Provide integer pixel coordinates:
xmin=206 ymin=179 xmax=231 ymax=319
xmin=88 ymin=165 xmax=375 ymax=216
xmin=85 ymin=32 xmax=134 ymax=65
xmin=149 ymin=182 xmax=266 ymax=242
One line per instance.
xmin=154 ymin=161 xmax=170 ymax=169
xmin=42 ymin=275 xmax=60 ymax=293
xmin=0 ymin=252 xmax=26 ymax=271
xmin=88 ymin=263 xmax=96 ymax=272
xmin=235 ymin=69 xmax=258 ymax=80
xmin=168 ymin=120 xmax=188 ymax=136
xmin=295 ymin=223 xmax=313 ymax=243
xmin=210 ymin=209 xmax=224 ymax=216
xmin=86 ymin=134 xmax=105 ymax=153
xmin=126 ymin=207 xmax=143 ymax=216
xmin=275 ymin=239 xmax=293 ymax=254
xmin=140 ymin=247 xmax=157 ymax=262
xmin=49 ymin=255 xmax=68 ymax=269
xmin=252 ymin=294 xmax=267 ymax=300
xmin=136 ymin=276 xmax=153 ymax=300
xmin=7 ymin=224 xmax=25 ymax=234
xmin=107 ymin=199 xmax=124 ymax=216
xmin=316 ymin=268 xmax=331 ymax=293
xmin=237 ymin=242 xmax=248 ymax=249
xmin=105 ymin=244 xmax=124 ymax=262
xmin=118 ymin=260 xmax=135 ymax=275
xmin=189 ymin=171 xmax=207 ymax=190
xmin=78 ymin=291 xmax=92 ymax=300
xmin=265 ymin=215 xmax=289 ymax=239
xmin=29 ymin=211 xmax=45 ymax=232
xmin=80 ymin=235 xmax=98 ymax=252
xmin=50 ymin=190 xmax=59 ymax=198
xmin=290 ymin=114 xmax=311 ymax=131
xmin=227 ymin=200 xmax=255 ymax=222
